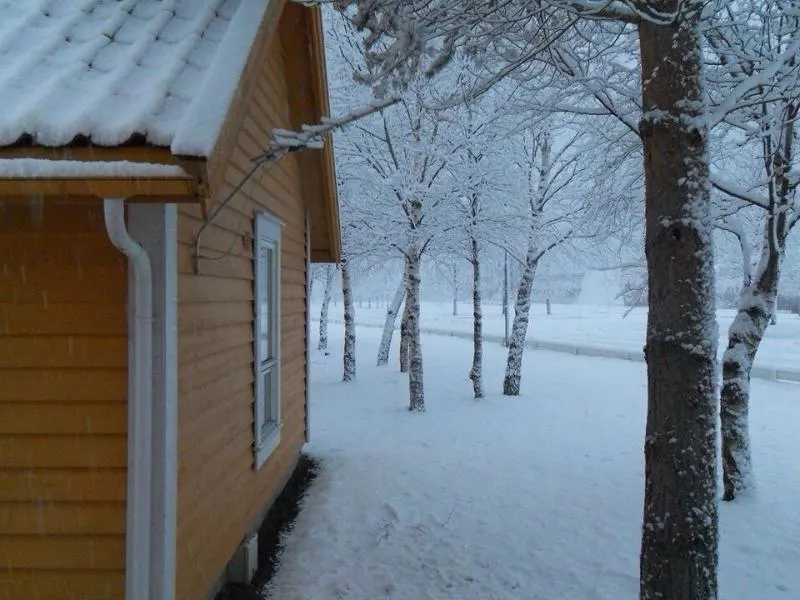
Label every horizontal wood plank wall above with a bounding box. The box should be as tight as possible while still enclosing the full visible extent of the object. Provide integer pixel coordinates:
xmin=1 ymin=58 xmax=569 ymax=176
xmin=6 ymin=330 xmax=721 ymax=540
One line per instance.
xmin=175 ymin=27 xmax=309 ymax=600
xmin=0 ymin=201 xmax=127 ymax=600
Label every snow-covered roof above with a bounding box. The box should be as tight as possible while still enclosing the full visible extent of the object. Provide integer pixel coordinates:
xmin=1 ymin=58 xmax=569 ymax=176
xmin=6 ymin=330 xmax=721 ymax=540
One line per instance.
xmin=0 ymin=0 xmax=270 ymax=157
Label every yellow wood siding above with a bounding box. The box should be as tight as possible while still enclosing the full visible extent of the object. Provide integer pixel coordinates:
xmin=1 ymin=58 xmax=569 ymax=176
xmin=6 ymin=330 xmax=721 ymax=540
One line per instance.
xmin=175 ymin=26 xmax=310 ymax=600
xmin=0 ymin=201 xmax=127 ymax=599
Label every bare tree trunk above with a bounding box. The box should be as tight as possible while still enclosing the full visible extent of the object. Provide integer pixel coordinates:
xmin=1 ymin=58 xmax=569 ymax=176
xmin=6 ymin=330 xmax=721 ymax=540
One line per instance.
xmin=469 ymin=236 xmax=484 ymax=399
xmin=406 ymin=245 xmax=424 ymax=411
xmin=399 ymin=289 xmax=411 ymax=373
xmin=722 ymin=213 xmax=786 ymax=501
xmin=377 ymin=268 xmax=407 ymax=366
xmin=318 ymin=264 xmax=335 ymax=351
xmin=721 ymin=286 xmax=774 ymax=500
xmin=503 ymin=133 xmax=550 ymax=396
xmin=342 ymin=260 xmax=356 ymax=382
xmin=502 ymin=244 xmax=538 ymax=396
xmin=638 ymin=4 xmax=719 ymax=599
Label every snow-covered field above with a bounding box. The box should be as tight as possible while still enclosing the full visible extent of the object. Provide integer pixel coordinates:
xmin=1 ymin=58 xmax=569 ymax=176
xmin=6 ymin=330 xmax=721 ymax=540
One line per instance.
xmin=263 ymin=324 xmax=800 ymax=600
xmin=316 ymin=301 xmax=800 ymax=373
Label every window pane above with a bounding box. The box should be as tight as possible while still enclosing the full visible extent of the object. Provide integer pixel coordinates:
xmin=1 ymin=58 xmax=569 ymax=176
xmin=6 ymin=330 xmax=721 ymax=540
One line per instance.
xmin=266 ymin=246 xmax=275 ymax=361
xmin=260 ymin=365 xmax=278 ymax=444
xmin=263 ymin=367 xmax=275 ymax=423
xmin=258 ymin=245 xmax=274 ymax=362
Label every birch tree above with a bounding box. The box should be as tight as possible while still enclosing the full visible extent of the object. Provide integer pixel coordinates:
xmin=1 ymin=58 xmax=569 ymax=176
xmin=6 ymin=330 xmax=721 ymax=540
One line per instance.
xmin=338 ymin=98 xmax=453 ymax=409
xmin=399 ymin=294 xmax=411 ymax=373
xmin=376 ymin=266 xmax=406 ymax=366
xmin=467 ymin=192 xmax=484 ymax=399
xmin=706 ymin=0 xmax=800 ymax=501
xmin=341 ymin=259 xmax=356 ymax=382
xmin=438 ymin=93 xmax=519 ymax=399
xmin=502 ymin=129 xmax=589 ymax=396
xmin=318 ymin=264 xmax=335 ymax=351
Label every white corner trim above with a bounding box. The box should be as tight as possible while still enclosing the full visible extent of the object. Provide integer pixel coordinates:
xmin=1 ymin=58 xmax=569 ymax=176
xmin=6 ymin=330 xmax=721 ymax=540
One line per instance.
xmin=132 ymin=204 xmax=179 ymax=600
xmin=103 ymin=199 xmax=153 ymax=600
xmin=159 ymin=205 xmax=178 ymax=600
xmin=126 ymin=204 xmax=179 ymax=600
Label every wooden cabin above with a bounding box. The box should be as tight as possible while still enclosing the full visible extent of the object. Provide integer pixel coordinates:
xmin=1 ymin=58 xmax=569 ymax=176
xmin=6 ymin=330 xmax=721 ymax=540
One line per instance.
xmin=0 ymin=2 xmax=339 ymax=599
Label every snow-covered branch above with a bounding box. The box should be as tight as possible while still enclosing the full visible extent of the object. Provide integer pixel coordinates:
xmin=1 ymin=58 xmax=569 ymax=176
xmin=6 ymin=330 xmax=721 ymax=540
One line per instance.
xmin=266 ymin=96 xmax=400 ymax=159
xmin=710 ymin=174 xmax=770 ymax=209
xmin=716 ymin=216 xmax=754 ymax=286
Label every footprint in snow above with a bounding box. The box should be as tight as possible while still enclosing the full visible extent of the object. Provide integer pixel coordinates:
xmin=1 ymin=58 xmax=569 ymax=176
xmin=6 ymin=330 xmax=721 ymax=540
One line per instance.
xmin=376 ymin=503 xmax=399 ymax=545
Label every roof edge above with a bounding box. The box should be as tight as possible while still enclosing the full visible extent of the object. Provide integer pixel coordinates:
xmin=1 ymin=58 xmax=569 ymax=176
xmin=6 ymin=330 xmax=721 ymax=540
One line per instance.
xmin=170 ymin=0 xmax=274 ymax=158
xmin=307 ymin=5 xmax=341 ymax=263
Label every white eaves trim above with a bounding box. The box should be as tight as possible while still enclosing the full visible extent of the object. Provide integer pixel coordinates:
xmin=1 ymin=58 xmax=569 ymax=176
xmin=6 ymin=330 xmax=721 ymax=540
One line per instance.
xmin=0 ymin=159 xmax=188 ymax=179
xmin=171 ymin=0 xmax=272 ymax=157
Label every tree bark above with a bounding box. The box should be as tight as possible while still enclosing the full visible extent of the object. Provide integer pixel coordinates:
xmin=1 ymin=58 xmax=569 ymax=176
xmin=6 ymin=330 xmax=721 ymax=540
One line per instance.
xmin=377 ymin=269 xmax=407 ymax=366
xmin=318 ymin=264 xmax=335 ymax=351
xmin=502 ymin=245 xmax=538 ymax=396
xmin=638 ymin=4 xmax=719 ymax=599
xmin=721 ymin=89 xmax=796 ymax=500
xmin=341 ymin=260 xmax=356 ymax=382
xmin=503 ymin=133 xmax=549 ymax=396
xmin=399 ymin=288 xmax=411 ymax=373
xmin=406 ymin=245 xmax=424 ymax=411
xmin=722 ymin=217 xmax=785 ymax=501
xmin=469 ymin=236 xmax=484 ymax=399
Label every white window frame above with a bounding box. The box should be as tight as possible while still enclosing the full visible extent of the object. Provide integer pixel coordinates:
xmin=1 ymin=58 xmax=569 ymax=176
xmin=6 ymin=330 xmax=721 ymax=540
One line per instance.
xmin=254 ymin=212 xmax=282 ymax=469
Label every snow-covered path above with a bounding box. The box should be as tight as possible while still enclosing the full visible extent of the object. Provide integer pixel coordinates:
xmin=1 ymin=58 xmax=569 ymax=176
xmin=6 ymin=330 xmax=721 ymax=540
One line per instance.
xmin=263 ymin=325 xmax=800 ymax=600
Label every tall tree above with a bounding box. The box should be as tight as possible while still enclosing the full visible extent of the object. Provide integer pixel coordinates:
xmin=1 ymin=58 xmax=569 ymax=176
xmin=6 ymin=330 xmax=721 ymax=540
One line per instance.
xmin=467 ymin=194 xmax=484 ymax=399
xmin=637 ymin=4 xmax=718 ymax=597
xmin=440 ymin=91 xmax=519 ymax=399
xmin=502 ymin=130 xmax=588 ymax=395
xmin=318 ymin=264 xmax=335 ymax=351
xmin=342 ymin=259 xmax=356 ymax=382
xmin=405 ymin=243 xmax=425 ymax=411
xmin=335 ymin=91 xmax=460 ymax=407
xmin=706 ymin=0 xmax=800 ymax=501
xmin=399 ymin=293 xmax=411 ymax=373
xmin=376 ymin=266 xmax=406 ymax=366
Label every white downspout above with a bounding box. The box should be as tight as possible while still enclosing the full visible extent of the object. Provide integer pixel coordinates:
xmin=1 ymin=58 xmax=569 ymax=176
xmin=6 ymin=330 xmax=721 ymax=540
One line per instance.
xmin=104 ymin=198 xmax=153 ymax=600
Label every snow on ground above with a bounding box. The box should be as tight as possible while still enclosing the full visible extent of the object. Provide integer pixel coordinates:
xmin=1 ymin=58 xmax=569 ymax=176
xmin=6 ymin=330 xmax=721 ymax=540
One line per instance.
xmin=263 ymin=324 xmax=800 ymax=600
xmin=315 ymin=301 xmax=800 ymax=372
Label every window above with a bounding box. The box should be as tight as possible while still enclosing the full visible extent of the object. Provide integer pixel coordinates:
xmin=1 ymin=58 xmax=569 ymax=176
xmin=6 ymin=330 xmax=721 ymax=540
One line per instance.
xmin=254 ymin=212 xmax=281 ymax=468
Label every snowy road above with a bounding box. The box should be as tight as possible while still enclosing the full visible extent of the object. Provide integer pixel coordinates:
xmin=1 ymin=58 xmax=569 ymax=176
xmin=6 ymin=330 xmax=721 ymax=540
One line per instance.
xmin=263 ymin=324 xmax=800 ymax=600
xmin=314 ymin=301 xmax=800 ymax=374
